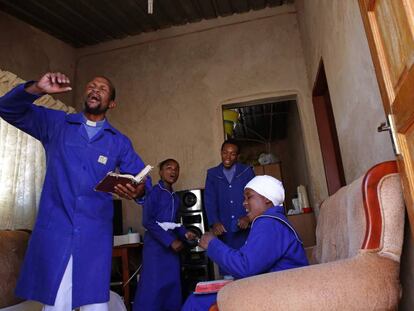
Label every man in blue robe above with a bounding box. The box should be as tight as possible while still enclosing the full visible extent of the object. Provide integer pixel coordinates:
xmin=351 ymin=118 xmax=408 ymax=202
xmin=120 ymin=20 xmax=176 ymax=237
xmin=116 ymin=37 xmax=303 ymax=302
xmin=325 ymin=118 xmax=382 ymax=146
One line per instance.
xmin=133 ymin=159 xmax=197 ymax=311
xmin=0 ymin=72 xmax=150 ymax=310
xmin=182 ymin=175 xmax=309 ymax=311
xmin=204 ymin=140 xmax=255 ymax=254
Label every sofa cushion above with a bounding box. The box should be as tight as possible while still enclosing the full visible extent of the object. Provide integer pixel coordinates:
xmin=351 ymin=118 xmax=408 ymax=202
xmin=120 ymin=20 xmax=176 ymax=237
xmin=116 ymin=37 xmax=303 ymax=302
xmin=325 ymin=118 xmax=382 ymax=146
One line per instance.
xmin=218 ymin=252 xmax=400 ymax=311
xmin=313 ymin=176 xmax=366 ymax=263
xmin=0 ymin=231 xmax=30 ymax=308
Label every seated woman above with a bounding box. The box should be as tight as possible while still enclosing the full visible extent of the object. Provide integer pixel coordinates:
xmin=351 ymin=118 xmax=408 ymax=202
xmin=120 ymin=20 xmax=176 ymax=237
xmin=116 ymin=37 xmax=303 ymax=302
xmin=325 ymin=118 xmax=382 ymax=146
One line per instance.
xmin=182 ymin=175 xmax=309 ymax=311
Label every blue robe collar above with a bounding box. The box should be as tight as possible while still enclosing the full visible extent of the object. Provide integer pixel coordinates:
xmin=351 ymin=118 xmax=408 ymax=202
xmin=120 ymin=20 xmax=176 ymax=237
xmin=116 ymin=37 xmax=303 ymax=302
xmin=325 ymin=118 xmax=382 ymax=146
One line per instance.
xmin=65 ymin=112 xmax=117 ymax=135
xmin=213 ymin=162 xmax=250 ymax=180
xmin=156 ymin=179 xmax=175 ymax=195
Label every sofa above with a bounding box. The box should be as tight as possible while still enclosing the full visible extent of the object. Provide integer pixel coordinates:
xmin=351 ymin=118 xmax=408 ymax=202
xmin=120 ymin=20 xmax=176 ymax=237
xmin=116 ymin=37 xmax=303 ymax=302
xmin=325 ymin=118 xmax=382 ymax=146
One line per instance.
xmin=0 ymin=230 xmax=42 ymax=310
xmin=0 ymin=231 xmax=127 ymax=311
xmin=214 ymin=161 xmax=405 ymax=310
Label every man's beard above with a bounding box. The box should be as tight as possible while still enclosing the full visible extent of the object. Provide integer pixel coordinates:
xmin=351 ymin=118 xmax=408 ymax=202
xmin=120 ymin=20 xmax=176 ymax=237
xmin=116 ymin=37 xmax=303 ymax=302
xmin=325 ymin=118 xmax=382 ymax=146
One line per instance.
xmin=83 ymin=100 xmax=108 ymax=115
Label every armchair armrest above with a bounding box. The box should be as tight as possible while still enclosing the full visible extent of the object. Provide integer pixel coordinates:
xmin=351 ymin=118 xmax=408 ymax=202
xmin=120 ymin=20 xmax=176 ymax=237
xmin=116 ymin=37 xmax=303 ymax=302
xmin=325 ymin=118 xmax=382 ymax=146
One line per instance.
xmin=217 ymin=252 xmax=400 ymax=311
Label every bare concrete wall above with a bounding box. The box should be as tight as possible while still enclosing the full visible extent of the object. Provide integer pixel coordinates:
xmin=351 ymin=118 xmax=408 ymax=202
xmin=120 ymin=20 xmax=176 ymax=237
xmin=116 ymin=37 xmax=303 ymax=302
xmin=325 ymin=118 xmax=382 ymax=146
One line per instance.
xmin=74 ymin=5 xmax=327 ymax=233
xmin=0 ymin=12 xmax=76 ymax=104
xmin=295 ymin=0 xmax=395 ymax=183
xmin=295 ymin=1 xmax=412 ymax=309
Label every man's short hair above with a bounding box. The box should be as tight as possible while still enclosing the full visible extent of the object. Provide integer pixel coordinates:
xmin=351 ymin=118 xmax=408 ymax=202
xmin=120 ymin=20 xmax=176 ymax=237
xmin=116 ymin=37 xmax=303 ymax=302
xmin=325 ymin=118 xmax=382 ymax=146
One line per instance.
xmin=158 ymin=158 xmax=179 ymax=170
xmin=97 ymin=76 xmax=116 ymax=101
xmin=221 ymin=139 xmax=240 ymax=154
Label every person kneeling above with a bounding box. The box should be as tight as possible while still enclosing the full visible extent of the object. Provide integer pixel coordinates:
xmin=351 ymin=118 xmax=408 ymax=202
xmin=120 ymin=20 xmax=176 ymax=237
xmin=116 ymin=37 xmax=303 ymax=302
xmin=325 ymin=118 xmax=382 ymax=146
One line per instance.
xmin=182 ymin=175 xmax=309 ymax=311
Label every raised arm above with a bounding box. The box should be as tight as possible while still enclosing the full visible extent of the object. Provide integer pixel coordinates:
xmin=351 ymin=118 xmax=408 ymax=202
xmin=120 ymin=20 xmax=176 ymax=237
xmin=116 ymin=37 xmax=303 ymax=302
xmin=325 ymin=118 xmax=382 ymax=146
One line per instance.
xmin=0 ymin=72 xmax=71 ymax=143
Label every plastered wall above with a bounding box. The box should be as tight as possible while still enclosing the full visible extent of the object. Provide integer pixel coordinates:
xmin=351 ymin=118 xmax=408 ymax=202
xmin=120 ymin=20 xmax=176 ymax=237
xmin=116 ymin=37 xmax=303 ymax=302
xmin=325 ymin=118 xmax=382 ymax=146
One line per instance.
xmin=0 ymin=12 xmax=76 ymax=104
xmin=295 ymin=0 xmax=395 ymax=183
xmin=295 ymin=1 xmax=412 ymax=309
xmin=74 ymin=5 xmax=327 ymax=233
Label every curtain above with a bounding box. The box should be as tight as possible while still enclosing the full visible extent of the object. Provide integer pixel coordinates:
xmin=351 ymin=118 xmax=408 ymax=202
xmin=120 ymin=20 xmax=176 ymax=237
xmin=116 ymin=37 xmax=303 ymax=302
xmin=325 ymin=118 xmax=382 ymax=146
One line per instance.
xmin=0 ymin=69 xmax=76 ymax=229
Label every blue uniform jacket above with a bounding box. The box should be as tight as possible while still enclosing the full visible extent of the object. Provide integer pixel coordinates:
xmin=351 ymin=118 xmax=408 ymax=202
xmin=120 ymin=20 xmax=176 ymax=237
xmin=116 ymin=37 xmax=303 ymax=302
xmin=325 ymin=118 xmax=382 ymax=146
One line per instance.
xmin=207 ymin=205 xmax=309 ymax=278
xmin=0 ymin=84 xmax=150 ymax=308
xmin=134 ymin=180 xmax=187 ymax=311
xmin=204 ymin=163 xmax=255 ymax=250
xmin=181 ymin=206 xmax=308 ymax=311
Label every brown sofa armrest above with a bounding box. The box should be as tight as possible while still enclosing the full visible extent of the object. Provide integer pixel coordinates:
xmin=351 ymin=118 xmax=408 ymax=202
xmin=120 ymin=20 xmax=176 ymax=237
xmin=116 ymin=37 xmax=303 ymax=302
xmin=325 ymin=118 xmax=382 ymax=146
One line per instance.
xmin=217 ymin=252 xmax=400 ymax=311
xmin=0 ymin=230 xmax=30 ymax=308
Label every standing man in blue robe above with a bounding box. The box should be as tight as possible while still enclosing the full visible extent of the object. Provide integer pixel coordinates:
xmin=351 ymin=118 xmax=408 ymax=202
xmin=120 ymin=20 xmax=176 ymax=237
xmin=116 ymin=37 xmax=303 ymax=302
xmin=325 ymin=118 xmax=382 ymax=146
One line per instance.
xmin=133 ymin=159 xmax=197 ymax=311
xmin=181 ymin=175 xmax=309 ymax=311
xmin=204 ymin=140 xmax=255 ymax=254
xmin=0 ymin=72 xmax=150 ymax=311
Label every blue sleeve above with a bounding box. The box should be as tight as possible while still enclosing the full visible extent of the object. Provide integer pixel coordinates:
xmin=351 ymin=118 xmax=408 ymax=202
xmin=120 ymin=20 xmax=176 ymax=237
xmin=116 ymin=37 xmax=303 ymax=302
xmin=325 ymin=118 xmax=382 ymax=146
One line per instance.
xmin=207 ymin=218 xmax=291 ymax=279
xmin=204 ymin=170 xmax=219 ymax=226
xmin=174 ymin=225 xmax=188 ymax=240
xmin=142 ymin=191 xmax=176 ymax=248
xmin=247 ymin=166 xmax=255 ymax=180
xmin=0 ymin=83 xmax=65 ymax=145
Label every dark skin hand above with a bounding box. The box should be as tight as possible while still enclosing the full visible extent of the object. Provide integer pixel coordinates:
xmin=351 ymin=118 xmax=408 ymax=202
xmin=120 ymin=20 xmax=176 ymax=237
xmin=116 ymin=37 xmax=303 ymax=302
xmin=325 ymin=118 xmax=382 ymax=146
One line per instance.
xmin=212 ymin=222 xmax=227 ymax=236
xmin=237 ymin=215 xmax=250 ymax=230
xmin=199 ymin=232 xmax=216 ymax=250
xmin=171 ymin=239 xmax=184 ymax=252
xmin=114 ymin=181 xmax=145 ymax=200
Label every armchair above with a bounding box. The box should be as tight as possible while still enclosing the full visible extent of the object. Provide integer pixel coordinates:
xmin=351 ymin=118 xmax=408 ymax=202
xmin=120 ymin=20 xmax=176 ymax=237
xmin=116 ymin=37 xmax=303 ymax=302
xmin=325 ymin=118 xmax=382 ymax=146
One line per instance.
xmin=215 ymin=161 xmax=405 ymax=310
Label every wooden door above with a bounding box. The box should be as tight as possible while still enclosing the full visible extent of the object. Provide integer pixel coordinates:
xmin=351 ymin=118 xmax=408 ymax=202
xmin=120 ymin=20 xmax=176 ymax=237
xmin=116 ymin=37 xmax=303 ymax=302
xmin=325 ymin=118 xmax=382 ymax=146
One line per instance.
xmin=313 ymin=60 xmax=346 ymax=195
xmin=359 ymin=0 xmax=414 ymax=233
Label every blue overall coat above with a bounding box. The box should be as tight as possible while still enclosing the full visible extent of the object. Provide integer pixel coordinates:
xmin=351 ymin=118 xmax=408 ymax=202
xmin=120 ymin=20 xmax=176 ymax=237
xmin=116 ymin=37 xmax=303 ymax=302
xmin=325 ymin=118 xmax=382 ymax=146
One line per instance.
xmin=204 ymin=163 xmax=255 ymax=250
xmin=134 ymin=180 xmax=187 ymax=311
xmin=181 ymin=205 xmax=309 ymax=311
xmin=0 ymin=84 xmax=149 ymax=308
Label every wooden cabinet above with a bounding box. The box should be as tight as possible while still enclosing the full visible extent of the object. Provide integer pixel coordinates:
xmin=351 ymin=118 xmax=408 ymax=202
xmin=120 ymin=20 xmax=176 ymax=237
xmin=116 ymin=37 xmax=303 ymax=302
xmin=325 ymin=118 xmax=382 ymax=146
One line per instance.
xmin=253 ymin=163 xmax=282 ymax=181
xmin=287 ymin=212 xmax=316 ymax=247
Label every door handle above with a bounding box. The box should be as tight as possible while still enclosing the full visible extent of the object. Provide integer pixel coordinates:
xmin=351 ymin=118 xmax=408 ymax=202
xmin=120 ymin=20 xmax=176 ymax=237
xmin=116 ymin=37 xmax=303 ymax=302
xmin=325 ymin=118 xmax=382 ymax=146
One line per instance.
xmin=378 ymin=115 xmax=401 ymax=155
xmin=377 ymin=122 xmax=390 ymax=132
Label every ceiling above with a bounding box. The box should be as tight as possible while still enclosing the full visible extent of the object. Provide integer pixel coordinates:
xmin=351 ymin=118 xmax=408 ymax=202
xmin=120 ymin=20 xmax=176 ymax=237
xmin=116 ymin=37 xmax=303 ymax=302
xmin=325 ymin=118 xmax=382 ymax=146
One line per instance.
xmin=0 ymin=0 xmax=292 ymax=48
xmin=227 ymin=100 xmax=295 ymax=143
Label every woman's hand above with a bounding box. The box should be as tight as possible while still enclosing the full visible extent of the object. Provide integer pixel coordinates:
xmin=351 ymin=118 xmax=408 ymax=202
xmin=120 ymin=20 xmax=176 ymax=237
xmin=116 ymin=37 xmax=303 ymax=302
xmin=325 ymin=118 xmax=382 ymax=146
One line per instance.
xmin=199 ymin=232 xmax=216 ymax=250
xmin=237 ymin=215 xmax=250 ymax=230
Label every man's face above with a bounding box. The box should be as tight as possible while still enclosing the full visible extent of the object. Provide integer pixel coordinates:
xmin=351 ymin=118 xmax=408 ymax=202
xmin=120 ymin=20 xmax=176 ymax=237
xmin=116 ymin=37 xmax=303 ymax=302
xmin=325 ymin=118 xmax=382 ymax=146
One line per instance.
xmin=159 ymin=161 xmax=180 ymax=186
xmin=221 ymin=143 xmax=239 ymax=168
xmin=243 ymin=188 xmax=269 ymax=222
xmin=83 ymin=77 xmax=114 ymax=115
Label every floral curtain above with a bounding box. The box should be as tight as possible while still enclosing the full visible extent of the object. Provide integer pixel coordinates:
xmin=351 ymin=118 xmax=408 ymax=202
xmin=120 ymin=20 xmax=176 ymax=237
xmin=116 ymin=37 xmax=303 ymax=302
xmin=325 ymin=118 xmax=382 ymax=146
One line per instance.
xmin=0 ymin=69 xmax=75 ymax=229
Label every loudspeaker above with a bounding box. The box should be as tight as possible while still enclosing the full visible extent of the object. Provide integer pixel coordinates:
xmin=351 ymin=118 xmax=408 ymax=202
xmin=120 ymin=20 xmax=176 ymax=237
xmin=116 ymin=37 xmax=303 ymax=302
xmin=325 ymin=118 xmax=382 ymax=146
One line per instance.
xmin=113 ymin=199 xmax=123 ymax=235
xmin=177 ymin=189 xmax=203 ymax=213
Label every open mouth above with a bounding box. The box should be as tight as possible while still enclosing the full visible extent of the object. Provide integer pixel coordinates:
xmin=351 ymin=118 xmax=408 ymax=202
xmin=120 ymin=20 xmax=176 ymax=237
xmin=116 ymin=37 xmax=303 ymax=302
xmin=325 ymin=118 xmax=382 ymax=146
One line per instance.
xmin=88 ymin=93 xmax=101 ymax=104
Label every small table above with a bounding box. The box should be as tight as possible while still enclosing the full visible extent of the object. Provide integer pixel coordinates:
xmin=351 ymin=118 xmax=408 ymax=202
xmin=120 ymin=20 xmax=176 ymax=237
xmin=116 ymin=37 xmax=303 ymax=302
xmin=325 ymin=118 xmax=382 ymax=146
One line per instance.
xmin=112 ymin=243 xmax=143 ymax=310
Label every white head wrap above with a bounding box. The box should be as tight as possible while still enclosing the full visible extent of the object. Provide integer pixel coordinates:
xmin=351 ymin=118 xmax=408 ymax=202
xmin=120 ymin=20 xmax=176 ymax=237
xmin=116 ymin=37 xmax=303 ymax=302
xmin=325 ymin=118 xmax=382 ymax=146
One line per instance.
xmin=244 ymin=175 xmax=285 ymax=206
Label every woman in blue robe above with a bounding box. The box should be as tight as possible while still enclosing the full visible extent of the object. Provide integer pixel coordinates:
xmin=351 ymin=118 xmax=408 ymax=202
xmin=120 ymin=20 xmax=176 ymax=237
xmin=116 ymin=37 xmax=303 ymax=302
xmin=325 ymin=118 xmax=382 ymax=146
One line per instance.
xmin=182 ymin=175 xmax=309 ymax=311
xmin=134 ymin=159 xmax=196 ymax=311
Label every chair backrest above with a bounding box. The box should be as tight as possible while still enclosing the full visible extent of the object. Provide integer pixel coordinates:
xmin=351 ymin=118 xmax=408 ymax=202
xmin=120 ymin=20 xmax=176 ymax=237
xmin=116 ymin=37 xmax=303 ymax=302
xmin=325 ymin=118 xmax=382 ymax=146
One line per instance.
xmin=313 ymin=161 xmax=404 ymax=264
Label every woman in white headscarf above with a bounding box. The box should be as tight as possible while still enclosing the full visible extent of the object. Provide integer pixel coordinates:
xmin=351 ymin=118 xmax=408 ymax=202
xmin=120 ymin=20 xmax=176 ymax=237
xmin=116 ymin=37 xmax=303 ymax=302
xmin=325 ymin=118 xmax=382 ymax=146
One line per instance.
xmin=182 ymin=175 xmax=308 ymax=311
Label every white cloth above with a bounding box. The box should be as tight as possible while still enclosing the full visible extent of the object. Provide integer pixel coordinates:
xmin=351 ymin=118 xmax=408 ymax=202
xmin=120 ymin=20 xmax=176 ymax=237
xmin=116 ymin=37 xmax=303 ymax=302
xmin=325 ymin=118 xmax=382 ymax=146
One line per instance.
xmin=244 ymin=175 xmax=285 ymax=206
xmin=156 ymin=221 xmax=182 ymax=231
xmin=42 ymin=256 xmax=109 ymax=311
xmin=108 ymin=291 xmax=126 ymax=311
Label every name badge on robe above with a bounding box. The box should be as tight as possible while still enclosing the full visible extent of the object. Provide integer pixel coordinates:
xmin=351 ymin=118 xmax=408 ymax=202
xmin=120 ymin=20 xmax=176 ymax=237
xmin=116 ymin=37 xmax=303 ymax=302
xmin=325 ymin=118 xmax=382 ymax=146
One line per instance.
xmin=98 ymin=155 xmax=108 ymax=165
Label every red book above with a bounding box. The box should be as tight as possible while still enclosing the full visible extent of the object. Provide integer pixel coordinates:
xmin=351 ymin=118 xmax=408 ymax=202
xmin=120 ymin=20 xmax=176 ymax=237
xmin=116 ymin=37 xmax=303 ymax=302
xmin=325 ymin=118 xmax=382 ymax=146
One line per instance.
xmin=194 ymin=279 xmax=233 ymax=294
xmin=94 ymin=164 xmax=153 ymax=193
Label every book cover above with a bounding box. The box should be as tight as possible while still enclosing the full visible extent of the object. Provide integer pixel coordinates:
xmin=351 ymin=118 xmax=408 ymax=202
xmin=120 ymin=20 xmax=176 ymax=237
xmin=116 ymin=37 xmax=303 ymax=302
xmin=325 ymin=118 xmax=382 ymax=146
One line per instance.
xmin=94 ymin=164 xmax=153 ymax=193
xmin=194 ymin=279 xmax=233 ymax=294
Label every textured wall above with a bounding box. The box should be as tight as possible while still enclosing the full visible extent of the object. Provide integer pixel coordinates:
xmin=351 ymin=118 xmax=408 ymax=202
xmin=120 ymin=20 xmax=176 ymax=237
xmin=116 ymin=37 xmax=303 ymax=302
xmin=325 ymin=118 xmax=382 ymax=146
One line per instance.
xmin=0 ymin=12 xmax=76 ymax=105
xmin=74 ymin=5 xmax=327 ymax=234
xmin=295 ymin=1 xmax=411 ymax=309
xmin=295 ymin=0 xmax=395 ymax=183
